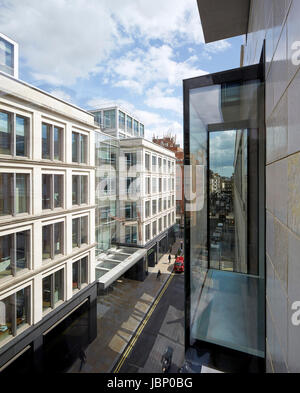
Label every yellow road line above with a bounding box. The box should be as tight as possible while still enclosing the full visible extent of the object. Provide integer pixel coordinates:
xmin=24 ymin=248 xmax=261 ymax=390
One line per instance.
xmin=113 ymin=273 xmax=175 ymax=373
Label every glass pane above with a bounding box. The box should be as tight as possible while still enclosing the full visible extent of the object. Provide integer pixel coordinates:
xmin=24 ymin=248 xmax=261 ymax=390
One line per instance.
xmin=16 ymin=287 xmax=29 ymax=330
xmin=16 ymin=174 xmax=28 ymax=214
xmin=0 ymin=173 xmax=12 ymax=215
xmin=0 ymin=295 xmax=13 ymax=342
xmin=133 ymin=120 xmax=139 ymax=136
xmin=72 ymin=218 xmax=79 ymax=248
xmin=80 ymin=216 xmax=88 ymax=245
xmin=42 ymin=124 xmax=51 ymax=159
xmin=119 ymin=111 xmax=125 ymax=130
xmin=42 ymin=174 xmax=51 ymax=210
xmin=54 ymin=270 xmax=63 ymax=304
xmin=54 ymin=222 xmax=63 ymax=256
xmin=209 ymin=130 xmax=247 ymax=273
xmin=127 ymin=116 xmax=132 ymax=133
xmin=0 ymin=234 xmax=12 ymax=279
xmin=187 ymin=77 xmax=265 ymax=358
xmin=104 ymin=109 xmax=116 ymax=129
xmin=0 ymin=111 xmax=11 ymax=155
xmin=0 ymin=37 xmax=14 ymax=74
xmin=80 ymin=257 xmax=88 ymax=285
xmin=42 ymin=225 xmax=51 ymax=260
xmin=42 ymin=275 xmax=52 ymax=311
xmin=72 ymin=175 xmax=79 ymax=205
xmin=72 ymin=261 xmax=79 ymax=290
xmin=16 ymin=230 xmax=29 ymax=271
xmin=54 ymin=175 xmax=63 ymax=208
xmin=80 ymin=134 xmax=87 ymax=164
xmin=54 ymin=127 xmax=62 ymax=161
xmin=72 ymin=132 xmax=79 ymax=162
xmin=16 ymin=116 xmax=28 ymax=157
xmin=81 ymin=176 xmax=88 ymax=204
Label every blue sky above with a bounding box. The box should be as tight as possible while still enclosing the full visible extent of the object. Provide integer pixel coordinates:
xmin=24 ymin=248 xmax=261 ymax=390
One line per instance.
xmin=0 ymin=0 xmax=243 ymax=146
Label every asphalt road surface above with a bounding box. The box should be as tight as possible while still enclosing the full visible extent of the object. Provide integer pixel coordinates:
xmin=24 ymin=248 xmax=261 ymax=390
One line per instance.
xmin=115 ymin=273 xmax=185 ymax=373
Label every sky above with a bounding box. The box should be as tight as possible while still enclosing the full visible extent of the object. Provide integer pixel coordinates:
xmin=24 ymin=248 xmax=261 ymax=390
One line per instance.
xmin=0 ymin=0 xmax=244 ymax=147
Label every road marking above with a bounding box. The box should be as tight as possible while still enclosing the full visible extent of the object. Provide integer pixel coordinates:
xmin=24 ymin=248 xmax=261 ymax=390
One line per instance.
xmin=113 ymin=272 xmax=175 ymax=373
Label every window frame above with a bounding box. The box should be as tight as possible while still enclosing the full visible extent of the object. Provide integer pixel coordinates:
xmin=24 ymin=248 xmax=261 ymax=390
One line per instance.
xmin=0 ymin=110 xmax=30 ymax=158
xmin=42 ymin=220 xmax=64 ymax=262
xmin=42 ymin=122 xmax=64 ymax=161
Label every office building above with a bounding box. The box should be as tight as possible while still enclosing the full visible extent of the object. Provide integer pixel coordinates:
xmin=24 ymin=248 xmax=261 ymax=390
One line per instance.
xmin=0 ymin=33 xmax=18 ymax=79
xmin=0 ymin=63 xmax=98 ymax=373
xmin=91 ymin=105 xmax=145 ymax=140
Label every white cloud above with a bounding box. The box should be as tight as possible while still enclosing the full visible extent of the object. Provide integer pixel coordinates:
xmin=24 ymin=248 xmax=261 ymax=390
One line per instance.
xmin=49 ymin=89 xmax=72 ymax=103
xmin=114 ymin=80 xmax=143 ymax=94
xmin=107 ymin=44 xmax=208 ymax=95
xmin=144 ymin=85 xmax=182 ymax=115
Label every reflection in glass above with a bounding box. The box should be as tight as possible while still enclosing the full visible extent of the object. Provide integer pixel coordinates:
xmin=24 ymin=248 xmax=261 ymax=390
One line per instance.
xmin=42 ymin=225 xmax=51 ymax=260
xmin=72 ymin=261 xmax=79 ymax=291
xmin=16 ymin=174 xmax=28 ymax=214
xmin=72 ymin=175 xmax=79 ymax=205
xmin=54 ymin=270 xmax=63 ymax=304
xmin=81 ymin=176 xmax=88 ymax=204
xmin=42 ymin=123 xmax=51 ymax=159
xmin=16 ymin=287 xmax=29 ymax=330
xmin=0 ymin=173 xmax=12 ymax=215
xmin=0 ymin=37 xmax=14 ymax=75
xmin=0 ymin=234 xmax=12 ymax=278
xmin=80 ymin=134 xmax=87 ymax=164
xmin=16 ymin=116 xmax=28 ymax=157
xmin=0 ymin=111 xmax=11 ymax=155
xmin=42 ymin=174 xmax=51 ymax=210
xmin=42 ymin=275 xmax=51 ymax=311
xmin=54 ymin=223 xmax=63 ymax=256
xmin=54 ymin=175 xmax=63 ymax=208
xmin=16 ymin=230 xmax=29 ymax=271
xmin=81 ymin=216 xmax=88 ymax=245
xmin=81 ymin=257 xmax=88 ymax=285
xmin=72 ymin=218 xmax=79 ymax=248
xmin=54 ymin=126 xmax=62 ymax=160
xmin=186 ymin=78 xmax=265 ymax=359
xmin=0 ymin=296 xmax=13 ymax=341
xmin=72 ymin=132 xmax=79 ymax=162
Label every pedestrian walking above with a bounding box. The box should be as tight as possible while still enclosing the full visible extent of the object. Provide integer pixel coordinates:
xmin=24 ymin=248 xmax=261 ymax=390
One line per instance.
xmin=168 ymin=254 xmax=171 ymax=264
xmin=156 ymin=270 xmax=161 ymax=280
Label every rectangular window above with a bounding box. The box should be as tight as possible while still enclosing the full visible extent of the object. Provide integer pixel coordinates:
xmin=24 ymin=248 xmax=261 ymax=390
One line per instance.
xmin=159 ymin=218 xmax=162 ymax=233
xmin=145 ymin=224 xmax=150 ymax=242
xmin=152 ymin=199 xmax=157 ymax=215
xmin=159 ymin=178 xmax=162 ymax=193
xmin=103 ymin=109 xmax=116 ymax=129
xmin=72 ymin=132 xmax=87 ymax=164
xmin=42 ymin=123 xmax=63 ymax=161
xmin=16 ymin=116 xmax=29 ymax=157
xmin=163 ymin=178 xmax=167 ymax=192
xmin=158 ymin=157 xmax=162 ymax=171
xmin=158 ymin=198 xmax=162 ymax=212
xmin=42 ymin=174 xmax=63 ymax=210
xmin=145 ymin=153 xmax=150 ymax=171
xmin=133 ymin=120 xmax=139 ymax=136
xmin=42 ymin=269 xmax=64 ymax=312
xmin=72 ymin=175 xmax=88 ymax=205
xmin=72 ymin=216 xmax=88 ymax=249
xmin=163 ymin=159 xmax=166 ymax=172
xmin=145 ymin=201 xmax=150 ymax=218
xmin=164 ymin=198 xmax=167 ymax=210
xmin=0 ymin=230 xmax=30 ymax=280
xmin=125 ymin=202 xmax=137 ymax=219
xmin=125 ymin=226 xmax=137 ymax=244
xmin=139 ymin=124 xmax=144 ymax=137
xmin=126 ymin=116 xmax=132 ymax=133
xmin=152 ymin=155 xmax=157 ymax=170
xmin=0 ymin=111 xmax=29 ymax=157
xmin=145 ymin=177 xmax=150 ymax=195
xmin=42 ymin=222 xmax=64 ymax=261
xmin=72 ymin=256 xmax=88 ymax=292
xmin=119 ymin=111 xmax=125 ymax=130
xmin=0 ymin=287 xmax=31 ymax=343
xmin=0 ymin=37 xmax=14 ymax=75
xmin=152 ymin=177 xmax=157 ymax=193
xmin=164 ymin=215 xmax=167 ymax=229
xmin=125 ymin=152 xmax=137 ymax=169
xmin=0 ymin=173 xmax=29 ymax=216
xmin=152 ymin=221 xmax=157 ymax=237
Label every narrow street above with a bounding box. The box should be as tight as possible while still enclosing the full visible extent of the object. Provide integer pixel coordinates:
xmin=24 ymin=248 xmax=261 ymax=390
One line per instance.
xmin=115 ymin=273 xmax=185 ymax=373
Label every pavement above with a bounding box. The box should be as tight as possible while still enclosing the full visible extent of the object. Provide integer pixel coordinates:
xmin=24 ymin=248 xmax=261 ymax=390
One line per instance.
xmin=116 ymin=273 xmax=185 ymax=373
xmin=67 ymin=238 xmax=183 ymax=373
